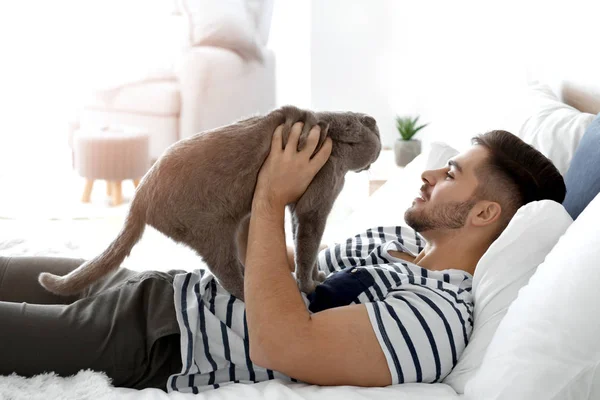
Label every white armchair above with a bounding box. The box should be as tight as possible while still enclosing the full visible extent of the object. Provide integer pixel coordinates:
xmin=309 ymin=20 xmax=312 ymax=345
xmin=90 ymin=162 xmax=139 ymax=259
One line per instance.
xmin=176 ymin=46 xmax=276 ymax=140
xmin=74 ymin=0 xmax=276 ymax=162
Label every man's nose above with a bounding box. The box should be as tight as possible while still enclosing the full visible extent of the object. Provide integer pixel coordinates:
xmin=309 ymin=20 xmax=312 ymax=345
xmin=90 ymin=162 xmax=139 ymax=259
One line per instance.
xmin=421 ymin=168 xmax=444 ymax=186
xmin=421 ymin=169 xmax=435 ymax=186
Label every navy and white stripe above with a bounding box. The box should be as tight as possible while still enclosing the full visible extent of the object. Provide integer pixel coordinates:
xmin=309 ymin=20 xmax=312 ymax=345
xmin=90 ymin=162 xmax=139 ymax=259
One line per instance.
xmin=168 ymin=225 xmax=473 ymax=392
xmin=319 ymin=226 xmax=473 ymax=383
xmin=168 ymin=269 xmax=293 ymax=393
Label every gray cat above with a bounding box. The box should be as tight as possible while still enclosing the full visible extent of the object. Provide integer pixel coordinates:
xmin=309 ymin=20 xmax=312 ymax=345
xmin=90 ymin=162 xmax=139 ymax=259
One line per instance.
xmin=38 ymin=105 xmax=381 ymax=301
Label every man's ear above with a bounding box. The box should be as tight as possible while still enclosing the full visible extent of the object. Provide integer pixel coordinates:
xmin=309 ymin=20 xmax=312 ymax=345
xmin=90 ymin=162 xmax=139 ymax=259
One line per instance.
xmin=471 ymin=201 xmax=502 ymax=227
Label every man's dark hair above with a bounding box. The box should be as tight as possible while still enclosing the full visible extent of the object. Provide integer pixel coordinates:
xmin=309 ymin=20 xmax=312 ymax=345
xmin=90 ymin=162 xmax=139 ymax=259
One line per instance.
xmin=471 ymin=130 xmax=566 ymax=235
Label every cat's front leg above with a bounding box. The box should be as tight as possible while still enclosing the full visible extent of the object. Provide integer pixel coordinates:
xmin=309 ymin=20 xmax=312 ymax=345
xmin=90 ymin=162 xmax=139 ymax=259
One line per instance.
xmin=293 ymin=168 xmax=343 ymax=294
xmin=293 ymin=211 xmax=329 ymax=295
xmin=290 ymin=210 xmax=328 ymax=284
xmin=291 ymin=211 xmax=299 ymax=243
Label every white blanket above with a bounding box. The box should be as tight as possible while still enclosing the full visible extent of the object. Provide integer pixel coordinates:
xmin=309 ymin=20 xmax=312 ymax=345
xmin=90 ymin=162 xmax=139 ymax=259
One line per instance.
xmin=115 ymin=381 xmax=460 ymax=399
xmin=0 ymin=370 xmax=459 ymax=400
xmin=0 ymin=370 xmax=113 ymax=400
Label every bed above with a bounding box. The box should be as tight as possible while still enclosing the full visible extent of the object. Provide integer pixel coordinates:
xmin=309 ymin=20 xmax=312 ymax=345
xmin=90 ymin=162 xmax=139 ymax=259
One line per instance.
xmin=1 ymin=79 xmax=600 ymax=399
xmin=122 ymin=80 xmax=600 ymax=398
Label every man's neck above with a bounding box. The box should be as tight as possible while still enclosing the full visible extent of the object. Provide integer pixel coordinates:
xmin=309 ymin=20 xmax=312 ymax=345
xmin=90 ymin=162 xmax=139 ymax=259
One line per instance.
xmin=412 ymin=229 xmax=488 ymax=276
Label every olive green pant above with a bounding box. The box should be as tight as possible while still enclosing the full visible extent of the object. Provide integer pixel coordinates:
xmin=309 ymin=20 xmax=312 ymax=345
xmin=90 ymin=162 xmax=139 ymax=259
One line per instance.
xmin=0 ymin=256 xmax=185 ymax=391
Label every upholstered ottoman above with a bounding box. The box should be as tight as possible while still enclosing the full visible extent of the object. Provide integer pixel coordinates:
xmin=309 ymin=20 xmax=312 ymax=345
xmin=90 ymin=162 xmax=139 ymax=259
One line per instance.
xmin=74 ymin=127 xmax=150 ymax=206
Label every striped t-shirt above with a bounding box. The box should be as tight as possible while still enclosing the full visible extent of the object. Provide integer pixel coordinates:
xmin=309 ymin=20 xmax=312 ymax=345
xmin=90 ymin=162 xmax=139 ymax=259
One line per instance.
xmin=167 ymin=225 xmax=474 ymax=393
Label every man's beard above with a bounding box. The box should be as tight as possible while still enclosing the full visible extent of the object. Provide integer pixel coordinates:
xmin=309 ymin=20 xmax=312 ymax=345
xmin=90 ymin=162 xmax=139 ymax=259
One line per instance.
xmin=404 ymin=199 xmax=477 ymax=233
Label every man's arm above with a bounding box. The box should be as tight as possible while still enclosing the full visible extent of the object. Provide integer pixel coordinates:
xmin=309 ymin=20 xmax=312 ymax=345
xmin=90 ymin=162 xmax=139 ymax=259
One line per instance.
xmin=245 ymin=202 xmax=391 ymax=387
xmin=245 ymin=121 xmax=390 ymax=387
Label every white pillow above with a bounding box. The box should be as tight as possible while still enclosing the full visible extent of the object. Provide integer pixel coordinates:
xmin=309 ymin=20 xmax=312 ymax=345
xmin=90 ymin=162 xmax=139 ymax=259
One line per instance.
xmin=518 ymin=83 xmax=595 ymax=176
xmin=178 ymin=0 xmax=263 ymax=61
xmin=465 ymin=193 xmax=600 ymax=400
xmin=443 ymin=200 xmax=572 ymax=393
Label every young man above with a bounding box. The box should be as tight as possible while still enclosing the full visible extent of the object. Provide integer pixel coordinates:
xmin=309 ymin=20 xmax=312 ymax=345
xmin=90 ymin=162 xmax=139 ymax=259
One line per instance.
xmin=0 ymin=125 xmax=565 ymax=393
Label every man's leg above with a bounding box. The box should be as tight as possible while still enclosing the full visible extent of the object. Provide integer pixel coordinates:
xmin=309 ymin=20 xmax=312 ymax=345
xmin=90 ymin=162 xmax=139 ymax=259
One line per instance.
xmin=0 ymin=256 xmax=184 ymax=390
xmin=0 ymin=256 xmax=86 ymax=304
xmin=0 ymin=256 xmax=146 ymax=304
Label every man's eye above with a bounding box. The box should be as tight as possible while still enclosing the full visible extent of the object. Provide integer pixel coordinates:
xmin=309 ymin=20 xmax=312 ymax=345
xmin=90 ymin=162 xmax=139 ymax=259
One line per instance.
xmin=446 ymin=172 xmax=454 ymax=180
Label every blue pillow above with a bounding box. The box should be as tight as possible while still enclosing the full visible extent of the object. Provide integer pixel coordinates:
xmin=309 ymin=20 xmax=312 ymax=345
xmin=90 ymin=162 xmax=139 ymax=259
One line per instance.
xmin=563 ymin=114 xmax=600 ymax=219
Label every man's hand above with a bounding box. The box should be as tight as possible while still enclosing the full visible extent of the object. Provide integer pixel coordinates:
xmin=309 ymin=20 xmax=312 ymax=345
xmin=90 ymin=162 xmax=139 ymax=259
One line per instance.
xmin=253 ymin=122 xmax=333 ymax=211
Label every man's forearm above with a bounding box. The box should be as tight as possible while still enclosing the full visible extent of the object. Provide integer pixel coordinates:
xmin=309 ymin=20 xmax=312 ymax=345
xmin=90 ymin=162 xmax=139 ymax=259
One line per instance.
xmin=244 ymin=201 xmax=311 ymax=364
xmin=238 ymin=214 xmax=323 ymax=274
xmin=239 ymin=213 xmax=295 ymax=274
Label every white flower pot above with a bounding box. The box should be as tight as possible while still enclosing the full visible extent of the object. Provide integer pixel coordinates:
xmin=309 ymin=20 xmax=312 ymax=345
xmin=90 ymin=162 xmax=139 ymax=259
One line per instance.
xmin=394 ymin=139 xmax=421 ymax=167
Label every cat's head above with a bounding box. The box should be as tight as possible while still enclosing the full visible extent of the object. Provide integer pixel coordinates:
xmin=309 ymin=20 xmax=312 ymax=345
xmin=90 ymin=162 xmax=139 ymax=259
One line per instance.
xmin=316 ymin=111 xmax=382 ymax=172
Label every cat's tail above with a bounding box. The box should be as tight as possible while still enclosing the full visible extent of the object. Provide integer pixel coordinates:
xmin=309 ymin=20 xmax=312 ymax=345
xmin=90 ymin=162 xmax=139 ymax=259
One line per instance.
xmin=38 ymin=200 xmax=147 ymax=296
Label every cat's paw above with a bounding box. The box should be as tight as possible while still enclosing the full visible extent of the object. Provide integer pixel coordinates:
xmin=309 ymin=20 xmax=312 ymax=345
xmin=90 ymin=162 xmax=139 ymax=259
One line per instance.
xmin=279 ymin=107 xmax=321 ymax=153
xmin=315 ymin=270 xmax=327 ymax=283
xmin=278 ymin=105 xmax=318 ymax=127
xmin=297 ymin=277 xmax=319 ymax=295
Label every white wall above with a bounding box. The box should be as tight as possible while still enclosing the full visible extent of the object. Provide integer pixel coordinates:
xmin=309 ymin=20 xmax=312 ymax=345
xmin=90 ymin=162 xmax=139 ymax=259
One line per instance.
xmin=311 ymin=0 xmax=396 ymax=145
xmin=268 ymin=1 xmax=312 ymax=108
xmin=308 ymin=0 xmax=600 ymax=151
xmin=0 ymin=0 xmax=179 ymax=173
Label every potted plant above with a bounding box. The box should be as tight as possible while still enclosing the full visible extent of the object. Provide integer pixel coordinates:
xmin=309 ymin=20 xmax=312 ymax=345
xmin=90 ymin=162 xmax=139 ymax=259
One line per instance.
xmin=394 ymin=115 xmax=428 ymax=166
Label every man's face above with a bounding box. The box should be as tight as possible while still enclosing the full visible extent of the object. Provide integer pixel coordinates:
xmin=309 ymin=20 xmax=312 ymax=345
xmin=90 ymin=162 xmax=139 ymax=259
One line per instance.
xmin=404 ymin=145 xmax=489 ymax=233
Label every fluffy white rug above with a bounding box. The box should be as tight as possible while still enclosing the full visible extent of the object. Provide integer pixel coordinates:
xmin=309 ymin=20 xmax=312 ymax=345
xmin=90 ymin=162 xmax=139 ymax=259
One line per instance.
xmin=0 ymin=370 xmax=114 ymax=400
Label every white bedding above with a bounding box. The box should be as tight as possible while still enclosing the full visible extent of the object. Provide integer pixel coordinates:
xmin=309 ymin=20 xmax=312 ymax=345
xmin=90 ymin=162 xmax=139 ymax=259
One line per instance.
xmin=0 ymin=369 xmax=460 ymax=400
xmin=115 ymin=380 xmax=460 ymax=400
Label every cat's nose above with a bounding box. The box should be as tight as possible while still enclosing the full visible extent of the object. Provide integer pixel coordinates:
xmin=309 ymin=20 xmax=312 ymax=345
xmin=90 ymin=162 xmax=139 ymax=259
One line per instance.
xmin=362 ymin=115 xmax=377 ymax=129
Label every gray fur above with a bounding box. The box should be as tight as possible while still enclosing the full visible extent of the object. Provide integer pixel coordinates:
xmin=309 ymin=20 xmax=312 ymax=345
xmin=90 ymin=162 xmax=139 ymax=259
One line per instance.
xmin=38 ymin=105 xmax=381 ymax=300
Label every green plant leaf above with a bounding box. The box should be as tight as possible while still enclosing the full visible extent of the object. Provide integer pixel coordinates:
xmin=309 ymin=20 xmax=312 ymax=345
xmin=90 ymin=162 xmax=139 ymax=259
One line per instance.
xmin=395 ymin=115 xmax=427 ymax=140
xmin=413 ymin=123 xmax=428 ymax=134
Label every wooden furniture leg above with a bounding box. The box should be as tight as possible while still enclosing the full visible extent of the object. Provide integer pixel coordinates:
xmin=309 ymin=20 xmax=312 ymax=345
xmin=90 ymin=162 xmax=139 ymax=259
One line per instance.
xmin=111 ymin=181 xmax=123 ymax=206
xmin=133 ymin=178 xmax=141 ymax=188
xmin=106 ymin=180 xmax=113 ymax=196
xmin=81 ymin=179 xmax=94 ymax=203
